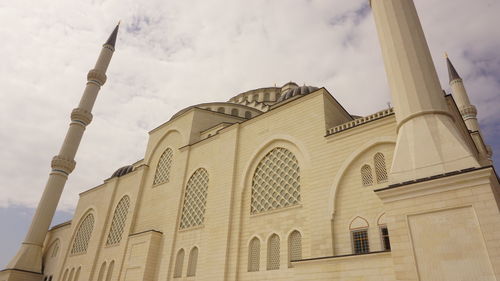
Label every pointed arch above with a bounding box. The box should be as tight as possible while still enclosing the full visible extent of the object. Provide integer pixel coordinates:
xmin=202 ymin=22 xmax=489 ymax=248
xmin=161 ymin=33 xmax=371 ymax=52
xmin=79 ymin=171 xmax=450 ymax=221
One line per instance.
xmin=61 ymin=269 xmax=68 ymax=281
xmin=187 ymin=247 xmax=198 ymax=277
xmin=153 ymin=148 xmax=174 ymax=185
xmin=377 ymin=213 xmax=387 ymax=226
xmin=248 ymin=237 xmax=260 ymax=272
xmin=288 ymin=230 xmax=302 ymax=267
xmin=105 ymin=261 xmax=114 ymax=281
xmin=97 ymin=262 xmax=106 ymax=281
xmin=67 ymin=268 xmax=75 ymax=281
xmin=374 ymin=153 xmax=388 ymax=183
xmin=106 ymin=195 xmax=131 ymax=245
xmin=173 ymin=249 xmax=185 ymax=278
xmin=71 ymin=212 xmax=95 ymax=254
xmin=349 ymin=216 xmax=369 ymax=230
xmin=73 ymin=267 xmax=81 ymax=281
xmin=267 ymin=234 xmax=280 ymax=270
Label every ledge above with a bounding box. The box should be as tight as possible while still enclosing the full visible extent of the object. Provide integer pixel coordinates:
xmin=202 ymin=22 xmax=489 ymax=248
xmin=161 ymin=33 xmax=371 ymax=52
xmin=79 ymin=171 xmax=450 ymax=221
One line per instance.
xmin=326 ymin=108 xmax=394 ymax=136
xmin=293 ymin=250 xmax=391 ymax=263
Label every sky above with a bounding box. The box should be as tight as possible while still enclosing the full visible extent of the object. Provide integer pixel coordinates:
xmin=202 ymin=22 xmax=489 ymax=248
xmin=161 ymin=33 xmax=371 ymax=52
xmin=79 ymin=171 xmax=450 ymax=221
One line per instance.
xmin=0 ymin=0 xmax=499 ymax=269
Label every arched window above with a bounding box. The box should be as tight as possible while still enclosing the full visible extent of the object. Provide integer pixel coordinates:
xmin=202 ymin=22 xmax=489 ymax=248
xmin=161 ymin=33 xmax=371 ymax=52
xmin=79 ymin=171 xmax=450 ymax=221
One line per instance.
xmin=350 ymin=217 xmax=370 ymax=254
xmin=71 ymin=213 xmax=95 ymax=254
xmin=245 ymin=111 xmax=252 ymax=119
xmin=106 ymin=196 xmax=131 ymax=246
xmin=374 ymin=153 xmax=388 ymax=183
xmin=251 ymin=147 xmax=301 ymax=214
xmin=179 ymin=168 xmax=209 ymax=229
xmin=50 ymin=240 xmax=60 ymax=258
xmin=174 ymin=249 xmax=185 ymax=278
xmin=217 ymin=107 xmax=225 ymax=113
xmin=67 ymin=268 xmax=75 ymax=281
xmin=248 ymin=237 xmax=260 ymax=272
xmin=97 ymin=262 xmax=106 ymax=281
xmin=61 ymin=269 xmax=68 ymax=281
xmin=288 ymin=230 xmax=302 ymax=267
xmin=153 ymin=148 xmax=173 ymax=185
xmin=231 ymin=108 xmax=239 ymax=117
xmin=105 ymin=261 xmax=114 ymax=281
xmin=264 ymin=92 xmax=270 ymax=101
xmin=187 ymin=247 xmax=198 ymax=277
xmin=74 ymin=267 xmax=81 ymax=281
xmin=253 ymin=94 xmax=259 ymax=102
xmin=361 ymin=165 xmax=373 ymax=186
xmin=48 ymin=276 xmax=53 ymax=281
xmin=267 ymin=234 xmax=280 ymax=270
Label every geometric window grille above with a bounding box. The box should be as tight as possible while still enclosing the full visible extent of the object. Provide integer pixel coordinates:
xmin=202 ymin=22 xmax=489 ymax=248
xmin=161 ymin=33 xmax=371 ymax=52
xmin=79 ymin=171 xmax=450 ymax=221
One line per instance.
xmin=179 ymin=168 xmax=209 ymax=229
xmin=352 ymin=229 xmax=370 ymax=254
xmin=288 ymin=230 xmax=302 ymax=267
xmin=174 ymin=249 xmax=185 ymax=278
xmin=380 ymin=226 xmax=391 ymax=251
xmin=251 ymin=147 xmax=301 ymax=214
xmin=248 ymin=237 xmax=260 ymax=272
xmin=71 ymin=213 xmax=95 ymax=254
xmin=374 ymin=153 xmax=388 ymax=183
xmin=361 ymin=165 xmax=373 ymax=186
xmin=187 ymin=247 xmax=198 ymax=277
xmin=106 ymin=196 xmax=131 ymax=246
xmin=153 ymin=148 xmax=173 ymax=185
xmin=267 ymin=234 xmax=280 ymax=270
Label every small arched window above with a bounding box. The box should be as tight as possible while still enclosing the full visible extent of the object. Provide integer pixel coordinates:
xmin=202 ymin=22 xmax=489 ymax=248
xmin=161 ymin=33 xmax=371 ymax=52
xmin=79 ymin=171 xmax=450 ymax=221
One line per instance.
xmin=267 ymin=234 xmax=280 ymax=270
xmin=67 ymin=268 xmax=75 ymax=281
xmin=106 ymin=196 xmax=131 ymax=246
xmin=248 ymin=237 xmax=260 ymax=272
xmin=264 ymin=92 xmax=270 ymax=101
xmin=74 ymin=267 xmax=81 ymax=281
xmin=217 ymin=107 xmax=225 ymax=113
xmin=153 ymin=148 xmax=173 ymax=185
xmin=50 ymin=240 xmax=60 ymax=258
xmin=71 ymin=213 xmax=95 ymax=254
xmin=374 ymin=153 xmax=388 ymax=183
xmin=253 ymin=94 xmax=259 ymax=102
xmin=97 ymin=262 xmax=106 ymax=281
xmin=288 ymin=231 xmax=302 ymax=267
xmin=174 ymin=249 xmax=185 ymax=278
xmin=187 ymin=247 xmax=198 ymax=277
xmin=245 ymin=111 xmax=252 ymax=119
xmin=180 ymin=168 xmax=209 ymax=229
xmin=231 ymin=108 xmax=239 ymax=117
xmin=61 ymin=269 xmax=68 ymax=281
xmin=361 ymin=165 xmax=373 ymax=186
xmin=105 ymin=261 xmax=114 ymax=281
xmin=251 ymin=147 xmax=301 ymax=214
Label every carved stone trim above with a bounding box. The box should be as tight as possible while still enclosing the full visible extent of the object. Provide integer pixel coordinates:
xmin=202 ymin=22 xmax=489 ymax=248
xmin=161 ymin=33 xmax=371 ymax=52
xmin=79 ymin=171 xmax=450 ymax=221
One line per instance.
xmin=51 ymin=156 xmax=76 ymax=174
xmin=459 ymin=105 xmax=477 ymax=118
xmin=87 ymin=69 xmax=107 ymax=85
xmin=71 ymin=108 xmax=93 ymax=125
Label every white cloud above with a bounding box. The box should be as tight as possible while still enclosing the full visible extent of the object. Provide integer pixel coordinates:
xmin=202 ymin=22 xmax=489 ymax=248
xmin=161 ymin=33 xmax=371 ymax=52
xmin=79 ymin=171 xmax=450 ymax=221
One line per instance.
xmin=0 ymin=0 xmax=499 ymax=211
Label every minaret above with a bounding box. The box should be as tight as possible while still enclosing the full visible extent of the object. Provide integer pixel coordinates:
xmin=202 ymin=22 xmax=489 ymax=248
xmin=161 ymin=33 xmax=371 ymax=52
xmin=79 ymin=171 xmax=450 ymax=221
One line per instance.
xmin=370 ymin=0 xmax=478 ymax=183
xmin=3 ymin=24 xmax=119 ymax=276
xmin=446 ymin=54 xmax=480 ymax=132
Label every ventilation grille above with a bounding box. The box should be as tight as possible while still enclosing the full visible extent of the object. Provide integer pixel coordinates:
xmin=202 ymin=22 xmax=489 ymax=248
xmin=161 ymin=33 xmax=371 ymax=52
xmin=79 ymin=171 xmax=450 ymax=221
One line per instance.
xmin=180 ymin=169 xmax=209 ymax=229
xmin=106 ymin=196 xmax=130 ymax=246
xmin=154 ymin=148 xmax=173 ymax=185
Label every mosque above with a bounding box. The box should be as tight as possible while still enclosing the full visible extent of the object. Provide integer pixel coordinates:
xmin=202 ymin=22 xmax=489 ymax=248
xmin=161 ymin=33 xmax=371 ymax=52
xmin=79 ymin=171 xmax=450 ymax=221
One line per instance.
xmin=1 ymin=0 xmax=500 ymax=281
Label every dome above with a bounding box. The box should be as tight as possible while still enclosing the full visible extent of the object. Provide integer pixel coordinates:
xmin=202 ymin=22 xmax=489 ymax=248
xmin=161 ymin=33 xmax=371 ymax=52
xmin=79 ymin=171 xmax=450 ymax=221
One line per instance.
xmin=277 ymin=85 xmax=319 ymax=102
xmin=111 ymin=165 xmax=134 ymax=178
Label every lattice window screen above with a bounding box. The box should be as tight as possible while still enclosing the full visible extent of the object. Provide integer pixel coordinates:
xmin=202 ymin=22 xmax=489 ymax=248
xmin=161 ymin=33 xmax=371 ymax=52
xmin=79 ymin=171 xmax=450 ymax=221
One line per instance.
xmin=374 ymin=153 xmax=388 ymax=183
xmin=180 ymin=168 xmax=209 ymax=229
xmin=267 ymin=234 xmax=280 ymax=270
xmin=187 ymin=247 xmax=198 ymax=277
xmin=174 ymin=249 xmax=185 ymax=278
xmin=248 ymin=237 xmax=260 ymax=272
xmin=288 ymin=231 xmax=302 ymax=266
xmin=153 ymin=148 xmax=173 ymax=185
xmin=251 ymin=147 xmax=301 ymax=214
xmin=106 ymin=196 xmax=131 ymax=246
xmin=361 ymin=165 xmax=373 ymax=186
xmin=71 ymin=214 xmax=95 ymax=254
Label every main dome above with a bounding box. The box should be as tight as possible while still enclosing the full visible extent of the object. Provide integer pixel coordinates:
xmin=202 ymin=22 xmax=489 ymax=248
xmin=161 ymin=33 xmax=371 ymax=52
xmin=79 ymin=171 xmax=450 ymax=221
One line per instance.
xmin=277 ymin=85 xmax=319 ymax=102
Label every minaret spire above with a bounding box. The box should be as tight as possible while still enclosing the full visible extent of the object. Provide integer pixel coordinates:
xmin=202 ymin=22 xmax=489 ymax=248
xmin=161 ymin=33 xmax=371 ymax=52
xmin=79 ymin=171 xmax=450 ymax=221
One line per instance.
xmin=446 ymin=54 xmax=462 ymax=83
xmin=1 ymin=24 xmax=119 ymax=278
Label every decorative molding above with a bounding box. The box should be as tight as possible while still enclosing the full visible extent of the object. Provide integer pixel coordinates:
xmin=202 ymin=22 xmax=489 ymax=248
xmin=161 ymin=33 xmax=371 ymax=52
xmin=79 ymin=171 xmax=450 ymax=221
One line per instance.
xmin=327 ymin=108 xmax=394 ymax=135
xmin=87 ymin=69 xmax=107 ymax=86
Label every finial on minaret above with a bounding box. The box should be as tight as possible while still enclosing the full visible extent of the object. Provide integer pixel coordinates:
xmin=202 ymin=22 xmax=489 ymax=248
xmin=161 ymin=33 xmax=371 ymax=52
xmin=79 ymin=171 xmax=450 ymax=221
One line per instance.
xmin=446 ymin=53 xmax=461 ymax=83
xmin=104 ymin=22 xmax=120 ymax=48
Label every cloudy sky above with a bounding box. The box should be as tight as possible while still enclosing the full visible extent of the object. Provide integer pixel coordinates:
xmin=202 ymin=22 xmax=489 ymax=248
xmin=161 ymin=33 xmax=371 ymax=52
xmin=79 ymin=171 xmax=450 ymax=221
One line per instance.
xmin=0 ymin=0 xmax=499 ymax=268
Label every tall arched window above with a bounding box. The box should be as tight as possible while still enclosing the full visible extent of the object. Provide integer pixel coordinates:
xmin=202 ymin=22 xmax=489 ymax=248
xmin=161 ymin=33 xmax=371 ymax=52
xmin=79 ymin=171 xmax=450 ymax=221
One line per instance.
xmin=71 ymin=213 xmax=95 ymax=254
xmin=174 ymin=249 xmax=185 ymax=278
xmin=248 ymin=237 xmax=260 ymax=272
xmin=153 ymin=148 xmax=173 ymax=185
xmin=67 ymin=268 xmax=75 ymax=281
xmin=187 ymin=247 xmax=198 ymax=277
xmin=361 ymin=165 xmax=373 ymax=186
xmin=97 ymin=262 xmax=106 ymax=281
xmin=105 ymin=261 xmax=114 ymax=281
xmin=374 ymin=153 xmax=388 ymax=183
xmin=267 ymin=234 xmax=280 ymax=270
xmin=251 ymin=147 xmax=301 ymax=214
xmin=179 ymin=168 xmax=209 ymax=229
xmin=288 ymin=230 xmax=302 ymax=267
xmin=106 ymin=196 xmax=131 ymax=246
xmin=50 ymin=240 xmax=60 ymax=258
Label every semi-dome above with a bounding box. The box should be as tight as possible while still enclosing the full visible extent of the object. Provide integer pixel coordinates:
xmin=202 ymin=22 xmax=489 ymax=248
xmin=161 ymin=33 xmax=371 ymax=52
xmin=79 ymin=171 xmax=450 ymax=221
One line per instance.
xmin=277 ymin=85 xmax=319 ymax=102
xmin=111 ymin=165 xmax=134 ymax=178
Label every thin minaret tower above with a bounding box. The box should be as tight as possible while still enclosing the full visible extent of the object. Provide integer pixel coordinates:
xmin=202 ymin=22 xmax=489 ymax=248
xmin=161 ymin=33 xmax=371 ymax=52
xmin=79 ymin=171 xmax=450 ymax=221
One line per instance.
xmin=2 ymin=23 xmax=119 ymax=279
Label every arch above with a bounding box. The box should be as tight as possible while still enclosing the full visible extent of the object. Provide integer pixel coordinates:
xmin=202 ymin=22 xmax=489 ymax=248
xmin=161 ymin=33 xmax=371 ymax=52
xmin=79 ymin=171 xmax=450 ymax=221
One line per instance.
xmin=71 ymin=212 xmax=95 ymax=254
xmin=252 ymin=94 xmax=259 ymax=102
xmin=288 ymin=230 xmax=302 ymax=267
xmin=153 ymin=148 xmax=174 ymax=185
xmin=217 ymin=107 xmax=225 ymax=113
xmin=105 ymin=261 xmax=114 ymax=281
xmin=250 ymin=147 xmax=301 ymax=214
xmin=67 ymin=268 xmax=75 ymax=281
xmin=187 ymin=247 xmax=198 ymax=277
xmin=349 ymin=216 xmax=369 ymax=230
xmin=97 ymin=262 xmax=106 ymax=281
xmin=245 ymin=111 xmax=252 ymax=119
xmin=48 ymin=239 xmax=60 ymax=258
xmin=377 ymin=213 xmax=387 ymax=226
xmin=61 ymin=269 xmax=68 ymax=281
xmin=173 ymin=249 xmax=185 ymax=278
xmin=327 ymin=137 xmax=396 ymax=217
xmin=73 ymin=267 xmax=81 ymax=281
xmin=179 ymin=168 xmax=209 ymax=229
xmin=264 ymin=92 xmax=270 ymax=101
xmin=146 ymin=129 xmax=184 ymax=166
xmin=374 ymin=153 xmax=388 ymax=183
xmin=106 ymin=195 xmax=131 ymax=245
xmin=267 ymin=234 xmax=280 ymax=270
xmin=361 ymin=165 xmax=373 ymax=186
xmin=231 ymin=108 xmax=239 ymax=117
xmin=247 ymin=237 xmax=260 ymax=272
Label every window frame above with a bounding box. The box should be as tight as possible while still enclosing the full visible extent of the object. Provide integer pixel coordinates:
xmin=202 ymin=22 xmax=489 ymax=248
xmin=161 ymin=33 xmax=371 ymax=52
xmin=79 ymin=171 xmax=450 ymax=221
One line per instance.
xmin=351 ymin=228 xmax=370 ymax=254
